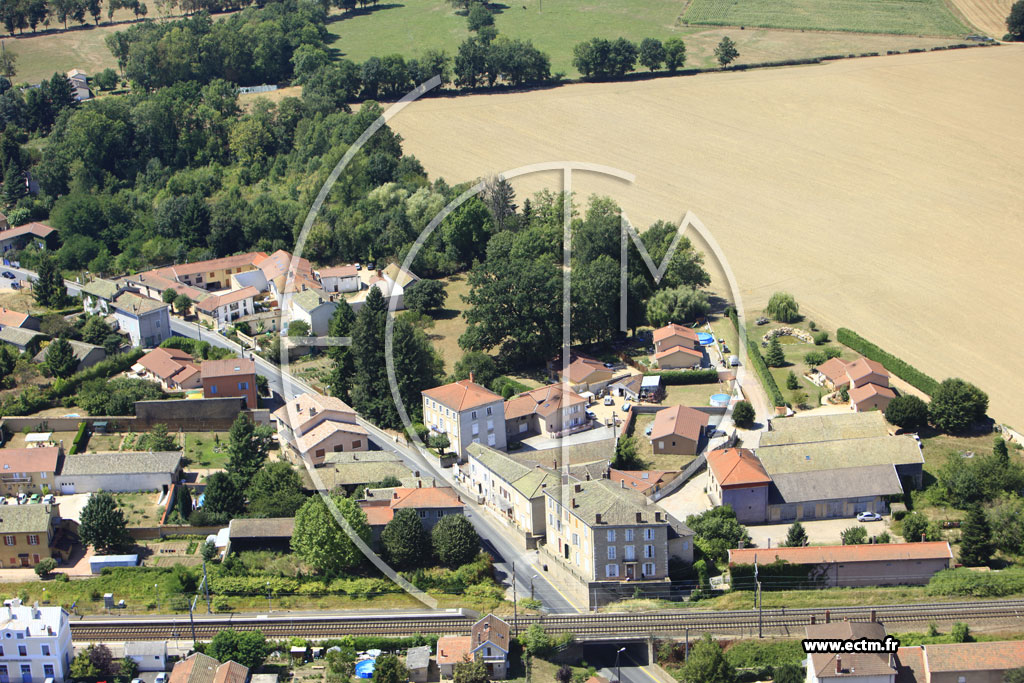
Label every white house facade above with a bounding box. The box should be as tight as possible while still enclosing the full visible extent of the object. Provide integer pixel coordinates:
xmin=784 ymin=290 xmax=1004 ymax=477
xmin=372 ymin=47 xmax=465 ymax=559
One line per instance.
xmin=0 ymin=600 xmax=73 ymax=683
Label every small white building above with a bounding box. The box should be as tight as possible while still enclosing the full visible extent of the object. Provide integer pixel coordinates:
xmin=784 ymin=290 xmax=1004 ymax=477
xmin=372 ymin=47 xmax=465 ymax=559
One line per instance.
xmin=56 ymin=452 xmax=183 ymax=495
xmin=124 ymin=641 xmax=167 ymax=672
xmin=0 ymin=599 xmax=73 ymax=683
xmin=318 ymin=265 xmax=360 ymax=294
xmin=288 ymin=289 xmax=337 ymax=337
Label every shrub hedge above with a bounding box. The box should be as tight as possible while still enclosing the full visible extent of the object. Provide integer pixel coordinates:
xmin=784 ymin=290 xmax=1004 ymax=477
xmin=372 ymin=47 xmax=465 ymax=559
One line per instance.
xmin=836 ymin=328 xmax=940 ymax=396
xmin=747 ymin=340 xmax=786 ymax=407
xmin=926 ymin=568 xmax=1024 ymax=598
xmin=491 ymin=376 xmax=532 ymax=396
xmin=68 ymin=421 xmax=89 ymax=455
xmin=646 ymin=368 xmax=719 ymax=385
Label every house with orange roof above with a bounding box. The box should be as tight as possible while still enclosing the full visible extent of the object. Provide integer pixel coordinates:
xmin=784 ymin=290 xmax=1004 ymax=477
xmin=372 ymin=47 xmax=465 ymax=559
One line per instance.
xmin=554 ymin=354 xmax=616 ymax=393
xmin=259 ymin=249 xmax=318 ymax=299
xmin=729 ymin=541 xmax=953 ymax=588
xmin=194 ymin=286 xmax=261 ymax=328
xmin=649 ymin=405 xmax=709 ymax=456
xmin=169 ymin=652 xmax=248 ymax=683
xmin=166 ymin=251 xmax=266 ymax=291
xmin=0 ymin=221 xmax=55 ymax=254
xmin=897 ymin=640 xmax=1024 ymax=683
xmin=504 ymin=384 xmax=589 ymax=440
xmin=359 ymin=485 xmax=465 ymax=542
xmin=436 ymin=635 xmax=472 ymax=678
xmin=201 ymin=358 xmax=258 ymax=408
xmin=652 ymin=323 xmax=701 ymax=353
xmin=422 ymin=377 xmax=506 ymax=458
xmin=0 ymin=447 xmax=60 ymax=497
xmin=814 ymin=356 xmax=894 ymax=412
xmin=273 ymin=393 xmax=368 ymax=465
xmin=706 ymin=448 xmax=772 ymax=523
xmin=608 ymin=469 xmax=677 ymax=496
xmin=653 ymin=343 xmax=704 ymax=370
xmin=0 ymin=306 xmax=39 ymax=331
xmin=133 ymin=347 xmax=202 ymax=391
xmin=850 ymin=382 xmax=897 ymax=413
xmin=318 ymin=264 xmax=360 ymax=293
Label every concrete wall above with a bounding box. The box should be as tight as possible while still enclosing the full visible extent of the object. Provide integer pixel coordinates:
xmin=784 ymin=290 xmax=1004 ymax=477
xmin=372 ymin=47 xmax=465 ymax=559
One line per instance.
xmin=822 ymin=557 xmax=951 ymax=588
xmin=56 ymin=472 xmax=175 ymax=495
xmin=128 ymin=525 xmax=223 ymax=540
xmin=135 ymin=397 xmax=247 ymax=430
xmin=537 ymin=545 xmax=673 ymax=609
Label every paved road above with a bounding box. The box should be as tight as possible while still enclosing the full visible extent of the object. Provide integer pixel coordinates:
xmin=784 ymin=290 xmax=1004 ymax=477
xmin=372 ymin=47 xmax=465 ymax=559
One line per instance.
xmin=166 ymin=319 xmax=579 ymax=614
xmin=0 ymin=263 xmax=36 ymax=290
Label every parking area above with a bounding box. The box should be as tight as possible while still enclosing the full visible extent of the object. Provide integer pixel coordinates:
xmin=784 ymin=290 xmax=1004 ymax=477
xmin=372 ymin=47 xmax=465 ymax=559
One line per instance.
xmin=745 ymin=516 xmax=893 ymax=549
xmin=657 ymin=474 xmax=712 ymax=523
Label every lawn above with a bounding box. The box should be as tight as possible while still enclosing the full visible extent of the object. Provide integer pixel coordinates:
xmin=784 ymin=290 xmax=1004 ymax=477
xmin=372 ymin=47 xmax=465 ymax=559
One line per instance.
xmin=680 ymin=0 xmax=969 ymax=35
xmin=81 ymin=432 xmax=128 ymax=452
xmin=424 ymin=272 xmax=473 ymax=373
xmin=112 ymin=491 xmax=165 ymax=526
xmin=181 ymin=432 xmax=232 ymax=469
xmin=663 ymin=382 xmax=722 ymax=407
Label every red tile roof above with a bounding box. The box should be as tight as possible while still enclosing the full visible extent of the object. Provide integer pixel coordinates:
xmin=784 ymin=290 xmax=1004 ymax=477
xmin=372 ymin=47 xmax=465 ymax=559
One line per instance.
xmin=652 ymin=323 xmax=700 ymax=344
xmin=137 ymin=347 xmax=199 ymax=383
xmin=472 ymin=614 xmax=511 ymax=653
xmin=319 ymin=264 xmax=358 ymax=278
xmin=923 ymin=640 xmax=1024 ymax=673
xmin=649 ymin=404 xmax=708 ymax=441
xmin=194 ymin=286 xmax=260 ymax=313
xmin=846 ymin=357 xmax=890 ymax=385
xmin=895 ymin=646 xmax=926 ymax=683
xmin=392 ymin=487 xmax=463 ymax=510
xmin=707 ymin=448 xmax=771 ymax=487
xmin=729 ymin=541 xmax=953 ymax=566
xmin=559 ymin=355 xmax=612 ymax=384
xmin=0 ymin=447 xmax=60 ymax=474
xmin=0 ymin=222 xmax=55 ymax=241
xmin=212 ymin=661 xmax=249 ymax=683
xmin=436 ymin=635 xmax=472 ymax=665
xmin=504 ymin=384 xmax=586 ymax=419
xmin=200 ymin=358 xmax=255 ymax=379
xmin=170 ymin=252 xmax=264 ymax=278
xmin=608 ymin=469 xmax=675 ymax=494
xmin=653 ymin=344 xmax=704 ymax=361
xmin=423 ymin=379 xmax=503 ymax=412
xmin=0 ymin=307 xmax=30 ymax=328
xmin=849 ymin=383 xmax=896 ymax=404
xmin=816 ymin=357 xmax=850 ymax=386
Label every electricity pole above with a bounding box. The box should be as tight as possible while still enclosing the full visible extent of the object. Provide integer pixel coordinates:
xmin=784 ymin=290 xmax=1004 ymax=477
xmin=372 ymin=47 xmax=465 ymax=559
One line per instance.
xmin=512 ymin=562 xmax=518 ymax=637
xmin=755 ymin=554 xmax=762 ymax=639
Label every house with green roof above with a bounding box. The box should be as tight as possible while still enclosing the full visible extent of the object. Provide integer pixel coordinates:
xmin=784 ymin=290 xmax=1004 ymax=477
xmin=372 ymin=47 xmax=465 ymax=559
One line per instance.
xmin=81 ymin=278 xmax=127 ymax=316
xmin=287 ymin=288 xmax=337 ymax=336
xmin=110 ymin=291 xmax=171 ymax=348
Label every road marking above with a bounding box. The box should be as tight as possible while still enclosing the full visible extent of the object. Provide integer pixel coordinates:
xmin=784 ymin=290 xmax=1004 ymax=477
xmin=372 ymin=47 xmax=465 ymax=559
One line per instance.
xmin=527 ymin=560 xmax=584 ymax=613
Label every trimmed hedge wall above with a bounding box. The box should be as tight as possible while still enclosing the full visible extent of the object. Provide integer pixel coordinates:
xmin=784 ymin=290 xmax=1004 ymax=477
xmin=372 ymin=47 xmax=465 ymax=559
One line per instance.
xmin=836 ymin=328 xmax=940 ymax=396
xmin=747 ymin=340 xmax=786 ymax=407
xmin=646 ymin=368 xmax=719 ymax=385
xmin=68 ymin=421 xmax=89 ymax=455
xmin=926 ymin=567 xmax=1024 ymax=598
xmin=730 ymin=560 xmax=828 ymax=591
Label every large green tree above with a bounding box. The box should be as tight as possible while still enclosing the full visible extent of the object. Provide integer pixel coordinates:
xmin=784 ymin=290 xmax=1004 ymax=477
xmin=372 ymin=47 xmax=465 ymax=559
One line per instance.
xmin=681 ymin=634 xmax=736 ymax=683
xmin=453 ymin=658 xmax=489 ymax=683
xmin=33 ymin=254 xmax=66 ymax=309
xmin=714 ymin=36 xmax=739 ymax=67
xmin=203 ymin=472 xmax=245 ymax=517
xmin=884 ymin=394 xmax=929 ymax=432
xmin=44 ymin=337 xmax=77 ymax=378
xmin=326 ymin=297 xmax=357 ymax=401
xmin=137 ymin=423 xmax=176 ymax=451
xmin=79 ymin=492 xmax=133 ymax=554
xmin=783 ymin=522 xmax=808 ymax=548
xmin=207 ymin=629 xmax=268 ymax=669
xmin=404 ymin=279 xmax=447 ymax=314
xmin=246 ymin=461 xmax=306 ymax=518
xmin=291 ymin=495 xmax=370 ymax=577
xmin=431 ymin=514 xmax=480 ymax=568
xmin=929 ymin=378 xmax=989 ymax=432
xmin=685 ymin=506 xmax=751 ymax=562
xmin=372 ymin=654 xmax=407 ymax=683
xmin=381 ymin=508 xmax=430 ymax=569
xmin=226 ymin=413 xmax=275 ymax=487
xmin=645 ymin=285 xmax=710 ymax=328
xmin=958 ymin=505 xmax=992 ymax=567
xmin=1007 ymin=0 xmax=1024 ymax=40
xmin=765 ymin=292 xmax=799 ymax=323
xmin=351 ymin=286 xmax=396 ymax=426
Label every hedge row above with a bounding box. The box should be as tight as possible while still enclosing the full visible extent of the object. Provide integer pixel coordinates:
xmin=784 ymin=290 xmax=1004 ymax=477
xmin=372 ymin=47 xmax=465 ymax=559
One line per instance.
xmin=836 ymin=328 xmax=940 ymax=396
xmin=926 ymin=567 xmax=1024 ymax=598
xmin=747 ymin=340 xmax=786 ymax=407
xmin=645 ymin=368 xmax=719 ymax=385
xmin=68 ymin=421 xmax=89 ymax=455
xmin=492 ymin=376 xmax=533 ymax=396
xmin=210 ymin=575 xmax=400 ymax=597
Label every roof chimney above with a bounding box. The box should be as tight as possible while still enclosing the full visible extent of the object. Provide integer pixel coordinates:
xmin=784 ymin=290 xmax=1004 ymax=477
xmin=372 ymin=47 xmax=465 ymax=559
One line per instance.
xmin=620 ymin=479 xmax=625 ymax=488
xmin=571 ymin=497 xmax=576 ymax=509
xmin=469 ymin=372 xmax=474 ymax=383
xmin=585 ymin=472 xmax=591 ymax=481
xmin=574 ymin=483 xmax=582 ymax=493
xmin=595 ymin=513 xmax=601 ymax=524
xmin=655 ymin=511 xmax=662 ymax=522
xmin=836 ymin=656 xmax=842 ymax=675
xmin=417 ymin=480 xmax=422 ymax=488
xmin=636 ymin=512 xmax=642 ymax=523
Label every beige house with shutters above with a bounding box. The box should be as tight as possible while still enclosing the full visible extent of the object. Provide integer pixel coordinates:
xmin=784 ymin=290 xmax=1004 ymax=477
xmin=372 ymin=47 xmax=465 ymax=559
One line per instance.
xmin=422 ymin=378 xmax=506 ymax=458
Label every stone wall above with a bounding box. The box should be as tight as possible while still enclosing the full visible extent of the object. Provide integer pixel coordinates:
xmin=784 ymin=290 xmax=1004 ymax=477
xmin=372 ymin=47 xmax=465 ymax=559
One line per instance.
xmin=762 ymin=327 xmax=815 ymax=344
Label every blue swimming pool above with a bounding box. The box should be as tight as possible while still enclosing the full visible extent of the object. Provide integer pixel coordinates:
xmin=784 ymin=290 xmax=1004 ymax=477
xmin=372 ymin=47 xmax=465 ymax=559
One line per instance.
xmin=355 ymin=660 xmax=376 ymax=678
xmin=697 ymin=332 xmax=715 ymax=346
xmin=710 ymin=393 xmax=730 ymax=407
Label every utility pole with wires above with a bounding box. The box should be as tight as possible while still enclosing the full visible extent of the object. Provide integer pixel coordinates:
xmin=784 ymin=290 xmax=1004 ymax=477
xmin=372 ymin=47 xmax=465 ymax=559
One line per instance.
xmin=755 ymin=554 xmax=763 ymax=638
xmin=512 ymin=562 xmax=518 ymax=637
xmin=189 ymin=594 xmax=198 ymax=646
xmin=199 ymin=563 xmax=211 ymax=613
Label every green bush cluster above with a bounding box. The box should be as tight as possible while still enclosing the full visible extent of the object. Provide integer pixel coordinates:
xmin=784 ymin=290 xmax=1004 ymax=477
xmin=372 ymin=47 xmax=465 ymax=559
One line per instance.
xmin=68 ymin=421 xmax=89 ymax=455
xmin=210 ymin=575 xmax=399 ymax=597
xmin=729 ymin=560 xmax=826 ymax=592
xmin=490 ymin=376 xmax=532 ymax=397
xmin=316 ymin=635 xmax=439 ymax=652
xmin=836 ymin=328 xmax=940 ymax=396
xmin=647 ymin=368 xmax=719 ymax=385
xmin=400 ymin=553 xmax=493 ymax=593
xmin=926 ymin=567 xmax=1024 ymax=598
xmin=747 ymin=340 xmax=785 ymax=407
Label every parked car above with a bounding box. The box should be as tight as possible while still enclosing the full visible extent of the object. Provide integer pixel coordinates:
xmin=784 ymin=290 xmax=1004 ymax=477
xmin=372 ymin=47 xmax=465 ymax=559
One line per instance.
xmin=16 ymin=493 xmax=26 ymax=504
xmin=603 ymin=396 xmax=614 ymax=406
xmin=0 ymin=498 xmax=7 ymax=505
xmin=645 ymin=424 xmax=653 ymax=436
xmin=621 ymin=402 xmax=631 ymax=412
xmin=9 ymin=281 xmax=19 ymax=289
xmin=155 ymin=673 xmax=169 ymax=683
xmin=585 ymin=410 xmax=596 ymax=420
xmin=41 ymin=494 xmax=54 ymax=505
xmin=1 ymin=271 xmax=14 ymax=279
xmin=729 ymin=355 xmax=740 ymax=366
xmin=355 ymin=263 xmax=361 ymax=270
xmin=29 ymin=494 xmax=39 ymax=504
xmin=856 ymin=511 xmax=883 ymax=522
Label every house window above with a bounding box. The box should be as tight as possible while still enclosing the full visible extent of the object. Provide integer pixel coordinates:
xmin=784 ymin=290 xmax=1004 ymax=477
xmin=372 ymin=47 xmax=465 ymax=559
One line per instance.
xmin=26 ymin=536 xmax=38 ymax=546
xmin=607 ymin=530 xmax=616 ymax=542
xmin=471 ymin=411 xmax=478 ymax=420
xmin=352 ymin=440 xmax=362 ymax=449
xmin=17 ymin=646 xmax=25 ymax=657
xmin=607 ymin=546 xmax=616 ymax=560
xmin=210 ymin=386 xmax=218 ymax=394
xmin=472 ymin=423 xmax=479 ymax=436
xmin=643 ymin=562 xmax=655 ymax=577
xmin=645 ymin=545 xmax=654 ymax=558
xmin=41 ymin=645 xmax=49 ymax=657
xmin=605 ymin=564 xmax=619 ymax=578
xmin=645 ymin=528 xmax=655 ymax=541
xmin=238 ymin=382 xmax=249 ymax=390
xmin=486 ymin=406 xmax=492 ymax=416
xmin=571 ymin=533 xmax=579 ymax=546
xmin=419 ymin=511 xmax=427 ymax=518
xmin=625 ymin=529 xmax=635 ymax=542
xmin=624 ymin=545 xmax=635 ymax=561
xmin=3 ymin=536 xmax=13 ymax=546
xmin=487 ymin=434 xmax=496 ymax=446
xmin=549 ymin=514 xmax=554 ymax=526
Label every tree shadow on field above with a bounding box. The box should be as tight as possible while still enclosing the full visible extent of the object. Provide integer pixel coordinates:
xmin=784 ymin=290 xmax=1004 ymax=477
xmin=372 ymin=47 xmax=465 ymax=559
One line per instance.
xmin=325 ymin=2 xmax=404 ymax=26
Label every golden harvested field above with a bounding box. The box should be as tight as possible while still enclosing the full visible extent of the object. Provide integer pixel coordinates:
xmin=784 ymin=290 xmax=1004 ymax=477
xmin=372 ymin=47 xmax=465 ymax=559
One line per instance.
xmin=388 ymin=46 xmax=1024 ymax=426
xmin=947 ymin=0 xmax=1014 ymax=36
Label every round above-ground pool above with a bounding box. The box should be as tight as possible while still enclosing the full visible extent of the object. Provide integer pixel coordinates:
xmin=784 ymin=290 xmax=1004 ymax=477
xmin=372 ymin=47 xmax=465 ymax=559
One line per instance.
xmin=355 ymin=660 xmax=376 ymax=679
xmin=710 ymin=393 xmax=730 ymax=407
xmin=697 ymin=332 xmax=715 ymax=345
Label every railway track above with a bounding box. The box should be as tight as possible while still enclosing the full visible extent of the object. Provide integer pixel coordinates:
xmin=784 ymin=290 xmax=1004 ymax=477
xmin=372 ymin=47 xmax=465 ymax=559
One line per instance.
xmin=69 ymin=599 xmax=1024 ymax=641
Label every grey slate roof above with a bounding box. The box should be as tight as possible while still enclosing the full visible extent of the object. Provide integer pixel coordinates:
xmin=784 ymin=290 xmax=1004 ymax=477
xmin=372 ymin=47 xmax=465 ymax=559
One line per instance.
xmin=33 ymin=339 xmax=104 ymax=365
xmin=0 ymin=327 xmax=47 ymax=347
xmin=756 ymin=435 xmax=923 ymax=475
xmin=0 ymin=505 xmax=54 ymax=534
xmin=405 ymin=645 xmax=430 ymax=670
xmin=549 ymin=478 xmax=686 ymax=531
xmin=768 ymin=464 xmax=904 ymax=504
xmin=228 ymin=517 xmax=295 ymax=539
xmin=59 ymin=451 xmax=182 ymax=477
xmin=313 ymin=462 xmax=414 ymax=489
xmin=125 ymin=641 xmax=167 ymax=657
xmin=759 ymin=412 xmax=890 ymax=446
xmin=81 ymin=278 xmax=123 ymax=301
xmin=320 ymin=451 xmax=402 ymax=466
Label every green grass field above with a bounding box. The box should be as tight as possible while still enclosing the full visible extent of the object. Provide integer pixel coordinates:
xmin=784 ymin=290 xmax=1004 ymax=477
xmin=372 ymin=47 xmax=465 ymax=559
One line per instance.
xmin=681 ymin=0 xmax=969 ymax=35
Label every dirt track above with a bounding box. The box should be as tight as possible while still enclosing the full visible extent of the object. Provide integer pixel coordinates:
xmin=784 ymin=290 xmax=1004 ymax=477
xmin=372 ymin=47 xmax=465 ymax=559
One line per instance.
xmin=947 ymin=0 xmax=1013 ymax=36
xmin=388 ymin=46 xmax=1024 ymax=426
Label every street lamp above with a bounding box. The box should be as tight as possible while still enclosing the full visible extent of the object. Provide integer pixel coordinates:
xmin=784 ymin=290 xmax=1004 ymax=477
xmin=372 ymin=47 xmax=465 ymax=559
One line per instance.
xmin=615 ymin=647 xmax=626 ymax=683
xmin=154 ymin=584 xmax=159 ymax=612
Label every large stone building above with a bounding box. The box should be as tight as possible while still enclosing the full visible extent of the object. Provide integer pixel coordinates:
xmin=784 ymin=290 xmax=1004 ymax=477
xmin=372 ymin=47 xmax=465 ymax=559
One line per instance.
xmin=422 ymin=378 xmax=506 ymax=458
xmin=0 ymin=599 xmax=73 ymax=682
xmin=0 ymin=506 xmax=71 ymax=569
xmin=706 ymin=448 xmax=772 ymax=524
xmin=0 ymin=448 xmax=59 ymax=497
xmin=273 ymin=393 xmax=368 ymax=465
xmin=110 ymin=292 xmax=171 ymax=348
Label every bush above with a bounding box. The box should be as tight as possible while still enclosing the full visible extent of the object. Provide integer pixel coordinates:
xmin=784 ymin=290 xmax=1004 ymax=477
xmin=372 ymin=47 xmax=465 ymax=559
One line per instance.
xmin=732 ymin=400 xmax=755 ymax=428
xmin=885 ymin=395 xmax=930 ymax=431
xmin=836 ymin=328 xmax=940 ymax=396
xmin=813 ymin=331 xmax=829 ymax=345
xmin=929 ymin=378 xmax=989 ymax=433
xmin=841 ymin=526 xmax=868 ymax=545
xmin=804 ymin=350 xmax=827 ymax=366
xmin=34 ymin=558 xmax=57 ymax=577
xmin=927 ymin=567 xmax=1024 ymax=597
xmin=68 ymin=421 xmax=89 ymax=455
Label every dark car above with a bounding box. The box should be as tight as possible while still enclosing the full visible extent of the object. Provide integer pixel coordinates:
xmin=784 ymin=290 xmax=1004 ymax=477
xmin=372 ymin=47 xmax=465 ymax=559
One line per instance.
xmin=1 ymin=271 xmax=15 ymax=279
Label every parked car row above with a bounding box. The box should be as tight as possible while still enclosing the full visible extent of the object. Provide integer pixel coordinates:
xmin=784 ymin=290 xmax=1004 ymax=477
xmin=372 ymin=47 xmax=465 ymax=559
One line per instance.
xmin=1 ymin=493 xmax=56 ymax=506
